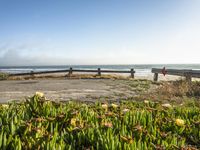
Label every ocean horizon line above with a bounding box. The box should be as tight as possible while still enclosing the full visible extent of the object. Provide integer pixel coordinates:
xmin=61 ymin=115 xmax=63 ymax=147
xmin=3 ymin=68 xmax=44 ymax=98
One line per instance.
xmin=0 ymin=63 xmax=200 ymax=67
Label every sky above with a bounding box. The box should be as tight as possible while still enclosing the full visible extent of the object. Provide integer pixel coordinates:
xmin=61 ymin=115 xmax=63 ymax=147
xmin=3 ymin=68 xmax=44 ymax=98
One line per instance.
xmin=0 ymin=0 xmax=200 ymax=66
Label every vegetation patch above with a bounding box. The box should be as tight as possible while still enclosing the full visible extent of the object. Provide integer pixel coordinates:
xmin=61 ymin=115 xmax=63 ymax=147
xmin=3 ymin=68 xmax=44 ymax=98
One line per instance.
xmin=0 ymin=93 xmax=199 ymax=149
xmin=136 ymin=80 xmax=200 ymax=104
xmin=0 ymin=73 xmax=8 ymax=80
xmin=128 ymin=79 xmax=152 ymax=92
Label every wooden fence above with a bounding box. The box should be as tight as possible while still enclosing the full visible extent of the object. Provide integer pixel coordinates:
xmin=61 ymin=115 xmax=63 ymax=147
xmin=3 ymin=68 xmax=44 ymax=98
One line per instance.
xmin=9 ymin=68 xmax=135 ymax=78
xmin=152 ymin=68 xmax=200 ymax=81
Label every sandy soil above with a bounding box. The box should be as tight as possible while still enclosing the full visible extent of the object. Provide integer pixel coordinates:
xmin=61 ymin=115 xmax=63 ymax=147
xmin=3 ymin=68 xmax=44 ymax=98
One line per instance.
xmin=0 ymin=79 xmax=139 ymax=103
xmin=0 ymin=73 xmax=192 ymax=103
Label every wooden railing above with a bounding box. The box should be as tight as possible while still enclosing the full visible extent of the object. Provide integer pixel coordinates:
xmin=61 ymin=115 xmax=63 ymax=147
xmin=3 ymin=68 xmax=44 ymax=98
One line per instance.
xmin=152 ymin=68 xmax=200 ymax=81
xmin=9 ymin=68 xmax=135 ymax=78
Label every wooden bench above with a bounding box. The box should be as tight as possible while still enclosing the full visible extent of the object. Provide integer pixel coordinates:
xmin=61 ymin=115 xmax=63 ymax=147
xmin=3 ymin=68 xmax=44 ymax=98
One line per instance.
xmin=152 ymin=68 xmax=200 ymax=82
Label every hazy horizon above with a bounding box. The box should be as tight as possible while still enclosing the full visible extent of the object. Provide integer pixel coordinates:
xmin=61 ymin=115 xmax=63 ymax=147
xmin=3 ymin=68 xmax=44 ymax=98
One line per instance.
xmin=1 ymin=63 xmax=200 ymax=68
xmin=0 ymin=0 xmax=200 ymax=66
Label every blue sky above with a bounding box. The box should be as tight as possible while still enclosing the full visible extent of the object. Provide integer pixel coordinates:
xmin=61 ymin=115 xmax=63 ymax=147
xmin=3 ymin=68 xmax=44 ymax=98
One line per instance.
xmin=0 ymin=0 xmax=200 ymax=66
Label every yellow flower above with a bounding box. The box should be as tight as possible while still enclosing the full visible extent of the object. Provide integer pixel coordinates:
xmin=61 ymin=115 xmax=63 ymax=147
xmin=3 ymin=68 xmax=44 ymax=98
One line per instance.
xmin=144 ymin=100 xmax=149 ymax=104
xmin=120 ymin=136 xmax=133 ymax=144
xmin=35 ymin=92 xmax=44 ymax=97
xmin=162 ymin=103 xmax=172 ymax=108
xmin=102 ymin=104 xmax=108 ymax=109
xmin=111 ymin=103 xmax=118 ymax=108
xmin=1 ymin=104 xmax=9 ymax=108
xmin=175 ymin=119 xmax=185 ymax=126
xmin=70 ymin=118 xmax=76 ymax=126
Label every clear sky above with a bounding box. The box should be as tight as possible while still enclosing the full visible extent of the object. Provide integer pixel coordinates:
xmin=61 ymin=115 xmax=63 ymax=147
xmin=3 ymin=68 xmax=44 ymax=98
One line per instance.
xmin=0 ymin=0 xmax=200 ymax=66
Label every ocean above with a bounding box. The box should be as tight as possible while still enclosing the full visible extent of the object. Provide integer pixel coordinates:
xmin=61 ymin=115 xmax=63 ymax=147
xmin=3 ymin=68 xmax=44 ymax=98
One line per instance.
xmin=0 ymin=64 xmax=200 ymax=76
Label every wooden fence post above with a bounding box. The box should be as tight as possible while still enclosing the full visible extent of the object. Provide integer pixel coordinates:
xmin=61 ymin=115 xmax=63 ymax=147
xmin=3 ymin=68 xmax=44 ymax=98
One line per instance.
xmin=131 ymin=69 xmax=134 ymax=78
xmin=69 ymin=67 xmax=73 ymax=76
xmin=153 ymin=73 xmax=158 ymax=81
xmin=98 ymin=68 xmax=101 ymax=76
xmin=30 ymin=71 xmax=34 ymax=78
xmin=185 ymin=75 xmax=192 ymax=82
xmin=184 ymin=70 xmax=192 ymax=83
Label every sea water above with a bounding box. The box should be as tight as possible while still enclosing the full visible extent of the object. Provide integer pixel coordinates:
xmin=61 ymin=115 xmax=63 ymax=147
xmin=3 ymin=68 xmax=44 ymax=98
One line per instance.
xmin=0 ymin=64 xmax=200 ymax=76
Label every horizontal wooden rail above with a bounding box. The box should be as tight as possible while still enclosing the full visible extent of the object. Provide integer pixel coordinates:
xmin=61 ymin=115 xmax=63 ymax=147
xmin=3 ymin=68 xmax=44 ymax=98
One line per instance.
xmin=9 ymin=70 xmax=70 ymax=76
xmin=152 ymin=68 xmax=200 ymax=81
xmin=9 ymin=68 xmax=135 ymax=78
xmin=72 ymin=69 xmax=132 ymax=73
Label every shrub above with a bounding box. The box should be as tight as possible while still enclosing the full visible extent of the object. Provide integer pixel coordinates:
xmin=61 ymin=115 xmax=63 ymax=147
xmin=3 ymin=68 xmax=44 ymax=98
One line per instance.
xmin=0 ymin=73 xmax=8 ymax=80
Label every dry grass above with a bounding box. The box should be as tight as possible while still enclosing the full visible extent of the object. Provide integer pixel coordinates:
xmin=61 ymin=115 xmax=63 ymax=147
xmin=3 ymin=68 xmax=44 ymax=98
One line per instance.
xmin=0 ymin=73 xmax=8 ymax=80
xmin=136 ymin=80 xmax=200 ymax=104
xmin=8 ymin=73 xmax=131 ymax=80
xmin=155 ymin=80 xmax=200 ymax=98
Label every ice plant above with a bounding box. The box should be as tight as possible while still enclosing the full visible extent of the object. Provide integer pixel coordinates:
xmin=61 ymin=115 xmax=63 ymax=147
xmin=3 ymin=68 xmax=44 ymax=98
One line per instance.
xmin=0 ymin=93 xmax=199 ymax=149
xmin=35 ymin=91 xmax=44 ymax=97
xmin=120 ymin=136 xmax=133 ymax=144
xmin=175 ymin=119 xmax=185 ymax=126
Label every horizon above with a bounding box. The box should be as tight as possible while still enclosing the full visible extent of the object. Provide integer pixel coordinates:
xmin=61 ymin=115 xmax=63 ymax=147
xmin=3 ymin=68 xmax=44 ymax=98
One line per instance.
xmin=1 ymin=63 xmax=200 ymax=67
xmin=0 ymin=0 xmax=200 ymax=65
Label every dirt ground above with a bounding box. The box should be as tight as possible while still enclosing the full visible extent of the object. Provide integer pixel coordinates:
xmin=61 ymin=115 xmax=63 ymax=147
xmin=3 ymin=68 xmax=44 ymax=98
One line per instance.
xmin=0 ymin=79 xmax=148 ymax=103
xmin=1 ymin=73 xmax=193 ymax=103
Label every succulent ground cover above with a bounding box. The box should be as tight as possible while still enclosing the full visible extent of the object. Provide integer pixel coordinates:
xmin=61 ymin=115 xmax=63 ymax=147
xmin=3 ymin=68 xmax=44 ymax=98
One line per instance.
xmin=0 ymin=92 xmax=199 ymax=150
